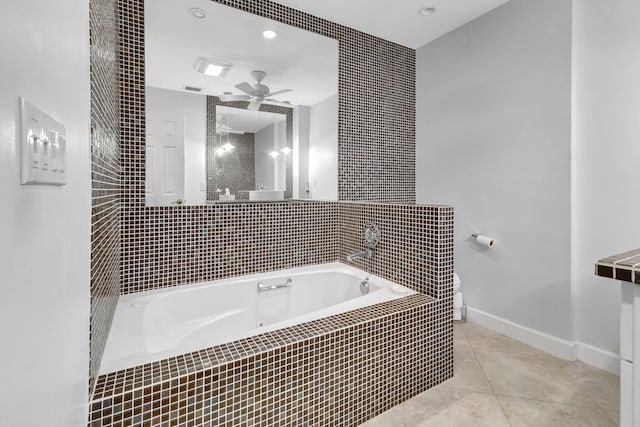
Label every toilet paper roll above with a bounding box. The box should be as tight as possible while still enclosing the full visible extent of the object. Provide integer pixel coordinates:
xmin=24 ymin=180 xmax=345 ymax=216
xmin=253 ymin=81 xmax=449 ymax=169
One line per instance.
xmin=475 ymin=234 xmax=495 ymax=248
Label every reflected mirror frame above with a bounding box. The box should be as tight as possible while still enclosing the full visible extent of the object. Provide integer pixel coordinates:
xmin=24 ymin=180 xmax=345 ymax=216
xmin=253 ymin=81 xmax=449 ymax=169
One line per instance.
xmin=207 ymin=99 xmax=292 ymax=202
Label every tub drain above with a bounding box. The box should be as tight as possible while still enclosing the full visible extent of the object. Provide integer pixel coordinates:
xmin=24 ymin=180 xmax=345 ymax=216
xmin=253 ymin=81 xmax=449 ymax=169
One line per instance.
xmin=257 ymin=320 xmax=265 ymax=328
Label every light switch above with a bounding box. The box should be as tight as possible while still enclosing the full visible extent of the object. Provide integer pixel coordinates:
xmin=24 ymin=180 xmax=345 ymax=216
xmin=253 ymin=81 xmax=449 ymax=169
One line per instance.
xmin=20 ymin=97 xmax=67 ymax=186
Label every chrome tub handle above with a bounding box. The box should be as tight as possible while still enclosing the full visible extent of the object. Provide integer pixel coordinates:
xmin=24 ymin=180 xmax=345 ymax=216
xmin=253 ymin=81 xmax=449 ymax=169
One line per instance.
xmin=257 ymin=278 xmax=292 ymax=291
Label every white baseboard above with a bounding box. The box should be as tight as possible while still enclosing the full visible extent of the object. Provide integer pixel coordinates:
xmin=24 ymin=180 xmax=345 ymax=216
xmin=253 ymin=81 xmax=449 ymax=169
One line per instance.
xmin=574 ymin=342 xmax=620 ymax=375
xmin=465 ymin=306 xmax=619 ymax=375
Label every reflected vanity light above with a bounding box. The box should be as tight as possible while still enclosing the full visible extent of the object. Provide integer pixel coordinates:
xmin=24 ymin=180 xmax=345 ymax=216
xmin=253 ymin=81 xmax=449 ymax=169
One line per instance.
xmin=269 ymin=150 xmax=279 ymax=158
xmin=281 ymin=147 xmax=292 ymax=155
xmin=215 ymin=142 xmax=234 ymax=156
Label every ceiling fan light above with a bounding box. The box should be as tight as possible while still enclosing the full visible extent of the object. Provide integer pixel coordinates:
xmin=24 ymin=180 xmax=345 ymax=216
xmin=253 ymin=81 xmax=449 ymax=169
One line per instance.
xmin=189 ymin=8 xmax=207 ymax=19
xmin=195 ymin=58 xmax=233 ymax=77
xmin=216 ymin=147 xmax=226 ymax=156
xmin=418 ymin=6 xmax=437 ymax=16
xmin=223 ymin=143 xmax=234 ymax=152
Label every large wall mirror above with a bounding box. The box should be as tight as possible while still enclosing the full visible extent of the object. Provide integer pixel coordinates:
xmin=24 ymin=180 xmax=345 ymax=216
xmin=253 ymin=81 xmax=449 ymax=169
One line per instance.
xmin=144 ymin=0 xmax=339 ymax=205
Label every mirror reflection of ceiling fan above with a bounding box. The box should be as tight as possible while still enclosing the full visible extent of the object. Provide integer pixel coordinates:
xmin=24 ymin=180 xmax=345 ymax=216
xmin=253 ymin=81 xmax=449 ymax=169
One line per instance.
xmin=218 ymin=70 xmax=293 ymax=110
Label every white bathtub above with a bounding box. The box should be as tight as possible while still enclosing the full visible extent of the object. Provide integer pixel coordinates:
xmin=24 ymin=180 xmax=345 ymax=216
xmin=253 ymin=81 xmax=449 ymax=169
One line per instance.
xmin=99 ymin=262 xmax=416 ymax=374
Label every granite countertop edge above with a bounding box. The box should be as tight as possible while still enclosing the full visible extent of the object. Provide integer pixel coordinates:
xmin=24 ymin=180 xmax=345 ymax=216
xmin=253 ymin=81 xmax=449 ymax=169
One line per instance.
xmin=595 ymin=248 xmax=640 ymax=285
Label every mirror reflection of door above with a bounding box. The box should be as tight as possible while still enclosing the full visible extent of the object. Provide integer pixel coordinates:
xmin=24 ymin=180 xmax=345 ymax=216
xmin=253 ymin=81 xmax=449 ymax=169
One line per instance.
xmin=145 ymin=113 xmax=185 ymax=206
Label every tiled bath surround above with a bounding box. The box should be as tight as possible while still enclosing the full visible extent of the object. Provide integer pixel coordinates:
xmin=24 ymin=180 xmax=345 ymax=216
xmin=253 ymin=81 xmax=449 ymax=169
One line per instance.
xmin=87 ymin=0 xmax=451 ymax=425
xmin=88 ymin=202 xmax=454 ymax=426
xmin=90 ymin=0 xmax=121 ymax=384
xmin=89 ymin=294 xmax=445 ymax=426
xmin=89 ymin=0 xmax=418 ymax=386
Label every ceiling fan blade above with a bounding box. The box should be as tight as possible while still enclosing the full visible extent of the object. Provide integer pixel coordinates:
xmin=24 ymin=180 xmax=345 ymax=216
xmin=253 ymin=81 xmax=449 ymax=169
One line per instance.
xmin=264 ymin=99 xmax=293 ymax=108
xmin=235 ymin=82 xmax=256 ymax=96
xmin=266 ymin=89 xmax=293 ymax=97
xmin=247 ymin=100 xmax=262 ymax=111
xmin=218 ymin=94 xmax=250 ymax=102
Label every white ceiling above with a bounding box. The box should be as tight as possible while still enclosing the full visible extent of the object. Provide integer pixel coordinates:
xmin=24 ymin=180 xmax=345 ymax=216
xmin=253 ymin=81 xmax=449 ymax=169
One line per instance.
xmin=145 ymin=0 xmax=338 ymax=106
xmin=270 ymin=0 xmax=512 ymax=49
xmin=217 ymin=106 xmax=285 ymax=134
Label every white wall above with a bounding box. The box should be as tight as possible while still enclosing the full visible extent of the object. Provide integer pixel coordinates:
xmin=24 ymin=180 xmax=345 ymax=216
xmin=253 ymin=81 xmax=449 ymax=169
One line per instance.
xmin=0 ymin=0 xmax=91 ymax=425
xmin=146 ymin=87 xmax=207 ymax=205
xmin=309 ymin=95 xmax=338 ymax=201
xmin=293 ymin=105 xmax=310 ymax=198
xmin=417 ymin=0 xmax=574 ymax=340
xmin=274 ymin=120 xmax=286 ymax=190
xmin=255 ymin=124 xmax=275 ymax=190
xmin=573 ymin=0 xmax=640 ymax=355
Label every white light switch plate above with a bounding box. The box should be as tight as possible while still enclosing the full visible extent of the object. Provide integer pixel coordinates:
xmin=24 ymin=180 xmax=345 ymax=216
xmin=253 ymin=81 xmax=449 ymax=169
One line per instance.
xmin=19 ymin=97 xmax=66 ymax=185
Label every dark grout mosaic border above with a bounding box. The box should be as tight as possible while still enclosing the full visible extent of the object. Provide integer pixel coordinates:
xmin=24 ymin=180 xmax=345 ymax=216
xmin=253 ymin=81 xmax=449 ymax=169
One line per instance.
xmin=206 ymin=96 xmax=293 ymax=201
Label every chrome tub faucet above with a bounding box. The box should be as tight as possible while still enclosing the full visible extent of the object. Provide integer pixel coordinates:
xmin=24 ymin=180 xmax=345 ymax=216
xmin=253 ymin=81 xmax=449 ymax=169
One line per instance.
xmin=346 ymin=248 xmax=375 ymax=262
xmin=346 ymin=222 xmax=380 ymax=263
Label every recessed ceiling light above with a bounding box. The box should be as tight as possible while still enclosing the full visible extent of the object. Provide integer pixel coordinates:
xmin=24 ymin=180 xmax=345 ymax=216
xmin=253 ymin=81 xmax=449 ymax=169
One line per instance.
xmin=418 ymin=6 xmax=437 ymax=16
xmin=262 ymin=30 xmax=277 ymax=39
xmin=194 ymin=58 xmax=233 ymax=77
xmin=189 ymin=8 xmax=207 ymax=19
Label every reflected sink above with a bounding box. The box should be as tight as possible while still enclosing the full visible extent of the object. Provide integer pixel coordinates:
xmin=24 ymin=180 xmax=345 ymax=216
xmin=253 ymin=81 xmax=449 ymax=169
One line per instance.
xmin=249 ymin=190 xmax=285 ymax=201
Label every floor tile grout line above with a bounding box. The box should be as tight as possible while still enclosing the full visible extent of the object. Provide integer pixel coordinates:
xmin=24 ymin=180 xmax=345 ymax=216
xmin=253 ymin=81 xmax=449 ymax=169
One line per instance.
xmin=492 ymin=392 xmax=610 ymax=411
xmin=460 ymin=323 xmax=613 ymax=417
xmin=458 ymin=324 xmax=514 ymax=427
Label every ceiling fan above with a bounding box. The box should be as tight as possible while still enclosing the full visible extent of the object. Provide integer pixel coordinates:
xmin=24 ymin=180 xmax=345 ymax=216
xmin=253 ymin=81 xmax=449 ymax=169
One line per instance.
xmin=218 ymin=70 xmax=292 ymax=110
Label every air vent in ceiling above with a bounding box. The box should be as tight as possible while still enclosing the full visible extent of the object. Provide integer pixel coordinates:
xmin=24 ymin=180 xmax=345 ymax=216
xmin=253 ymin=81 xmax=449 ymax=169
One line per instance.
xmin=184 ymin=85 xmax=203 ymax=93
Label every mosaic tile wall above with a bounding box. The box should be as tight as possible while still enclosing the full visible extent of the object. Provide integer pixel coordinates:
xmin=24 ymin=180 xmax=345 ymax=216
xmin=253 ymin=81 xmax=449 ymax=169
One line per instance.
xmin=119 ymin=0 xmax=417 ymax=293
xmin=88 ymin=201 xmax=454 ymax=425
xmin=339 ymin=203 xmax=455 ymax=299
xmin=89 ymin=294 xmax=452 ymax=426
xmin=338 ymin=35 xmax=416 ymax=202
xmin=121 ymin=202 xmax=337 ymax=294
xmin=206 ymin=96 xmax=293 ymax=201
xmin=100 ymin=1 xmax=453 ymax=425
xmin=89 ymin=0 xmax=121 ymax=386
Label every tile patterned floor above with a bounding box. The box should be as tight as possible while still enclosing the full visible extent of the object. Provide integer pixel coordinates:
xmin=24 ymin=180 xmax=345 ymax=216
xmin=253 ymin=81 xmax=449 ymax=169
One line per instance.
xmin=362 ymin=322 xmax=620 ymax=427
